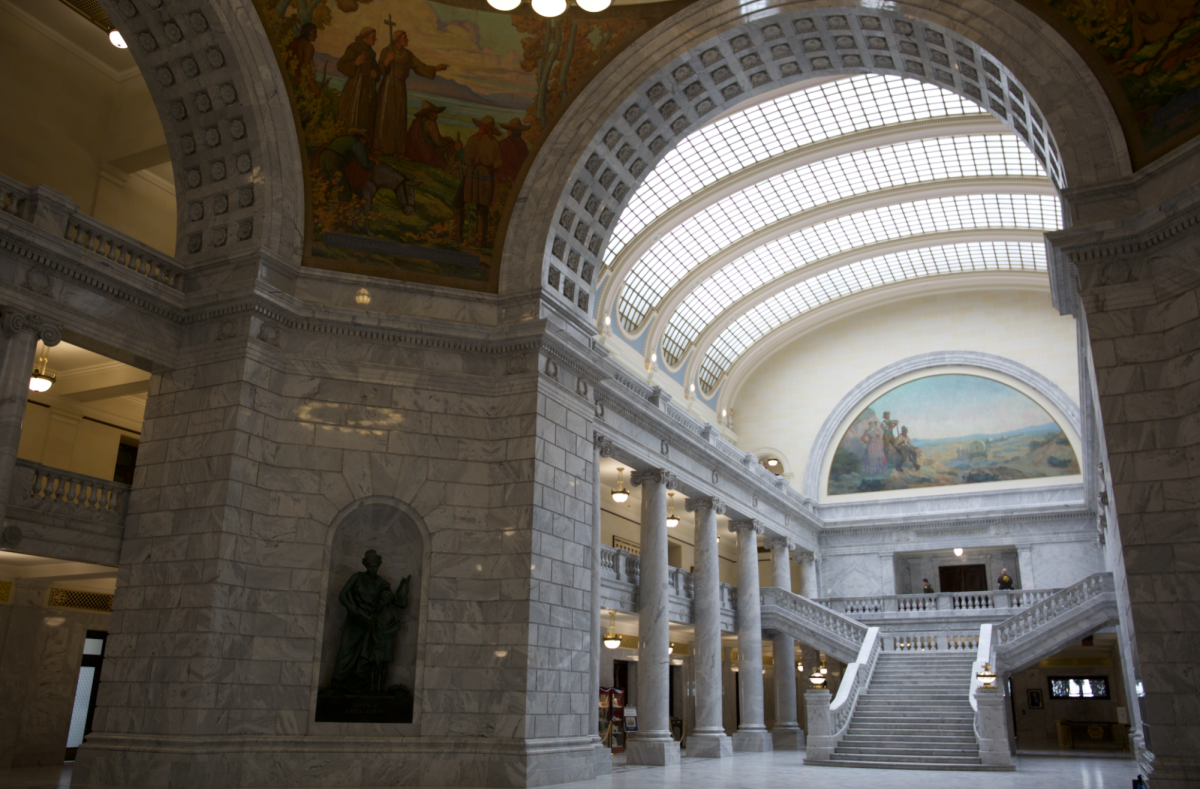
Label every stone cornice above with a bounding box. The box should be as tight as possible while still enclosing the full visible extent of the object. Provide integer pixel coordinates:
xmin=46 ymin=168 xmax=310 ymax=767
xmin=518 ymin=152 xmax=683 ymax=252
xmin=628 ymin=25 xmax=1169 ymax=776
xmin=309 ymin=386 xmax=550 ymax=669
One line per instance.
xmin=1052 ymin=185 xmax=1200 ymax=263
xmin=819 ymin=507 xmax=1096 ymax=537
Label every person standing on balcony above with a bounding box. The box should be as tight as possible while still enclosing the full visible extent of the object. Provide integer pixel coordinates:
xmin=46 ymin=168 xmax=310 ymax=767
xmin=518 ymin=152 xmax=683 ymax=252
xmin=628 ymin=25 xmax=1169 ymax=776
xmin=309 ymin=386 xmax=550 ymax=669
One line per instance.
xmin=997 ymin=568 xmax=1014 ymax=589
xmin=922 ymin=578 xmax=935 ymax=594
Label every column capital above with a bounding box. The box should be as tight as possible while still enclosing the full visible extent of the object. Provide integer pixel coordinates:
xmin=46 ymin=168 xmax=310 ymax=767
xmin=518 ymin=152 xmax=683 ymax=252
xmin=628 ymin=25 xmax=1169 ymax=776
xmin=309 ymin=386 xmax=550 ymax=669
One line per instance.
xmin=593 ymin=432 xmax=615 ymax=457
xmin=791 ymin=549 xmax=814 ymax=563
xmin=728 ymin=519 xmax=762 ymax=535
xmin=631 ymin=468 xmax=677 ymax=489
xmin=685 ymin=496 xmax=725 ymax=515
xmin=0 ymin=309 xmax=60 ymax=346
xmin=764 ymin=535 xmax=794 ymax=552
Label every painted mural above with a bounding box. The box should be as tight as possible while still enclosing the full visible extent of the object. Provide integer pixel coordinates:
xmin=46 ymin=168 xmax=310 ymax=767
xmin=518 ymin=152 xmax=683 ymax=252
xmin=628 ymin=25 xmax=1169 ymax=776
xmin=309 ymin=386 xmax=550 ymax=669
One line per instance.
xmin=1038 ymin=0 xmax=1200 ymax=160
xmin=827 ymin=375 xmax=1080 ymax=496
xmin=258 ymin=0 xmax=645 ymax=290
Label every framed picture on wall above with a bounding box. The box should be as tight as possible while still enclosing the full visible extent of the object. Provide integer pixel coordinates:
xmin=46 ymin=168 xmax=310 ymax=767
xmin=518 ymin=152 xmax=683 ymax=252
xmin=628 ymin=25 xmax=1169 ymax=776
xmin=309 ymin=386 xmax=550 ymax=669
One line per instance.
xmin=1028 ymin=689 xmax=1044 ymax=709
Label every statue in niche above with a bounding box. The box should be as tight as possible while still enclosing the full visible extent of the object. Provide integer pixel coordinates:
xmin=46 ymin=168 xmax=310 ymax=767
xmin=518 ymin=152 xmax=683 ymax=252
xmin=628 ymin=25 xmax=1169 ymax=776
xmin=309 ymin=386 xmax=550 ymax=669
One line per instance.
xmin=317 ymin=549 xmax=414 ymax=722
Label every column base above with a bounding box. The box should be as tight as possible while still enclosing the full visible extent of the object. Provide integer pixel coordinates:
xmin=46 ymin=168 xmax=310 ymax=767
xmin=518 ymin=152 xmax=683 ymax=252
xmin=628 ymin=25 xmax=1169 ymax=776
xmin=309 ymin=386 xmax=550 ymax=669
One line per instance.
xmin=590 ymin=742 xmax=612 ymax=775
xmin=732 ymin=728 xmax=773 ymax=752
xmin=625 ymin=735 xmax=681 ymax=766
xmin=685 ymin=731 xmax=732 ymax=758
xmin=771 ymin=725 xmax=805 ymax=751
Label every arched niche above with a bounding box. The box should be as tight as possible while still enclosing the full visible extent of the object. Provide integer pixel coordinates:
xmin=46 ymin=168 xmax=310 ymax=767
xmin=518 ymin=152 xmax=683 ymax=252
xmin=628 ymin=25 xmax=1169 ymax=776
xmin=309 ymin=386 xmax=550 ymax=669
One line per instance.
xmin=311 ymin=496 xmax=430 ymax=733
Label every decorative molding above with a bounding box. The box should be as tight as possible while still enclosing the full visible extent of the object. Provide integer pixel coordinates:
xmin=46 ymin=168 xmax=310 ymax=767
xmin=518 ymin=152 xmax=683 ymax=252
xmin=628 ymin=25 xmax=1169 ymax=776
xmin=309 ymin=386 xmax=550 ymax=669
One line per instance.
xmin=685 ymin=496 xmax=726 ymax=515
xmin=631 ymin=468 xmax=678 ymax=489
xmin=764 ymin=535 xmax=794 ymax=551
xmin=0 ymin=307 xmax=60 ymax=345
xmin=594 ymin=433 xmax=615 ymax=458
xmin=729 ymin=519 xmax=763 ymax=535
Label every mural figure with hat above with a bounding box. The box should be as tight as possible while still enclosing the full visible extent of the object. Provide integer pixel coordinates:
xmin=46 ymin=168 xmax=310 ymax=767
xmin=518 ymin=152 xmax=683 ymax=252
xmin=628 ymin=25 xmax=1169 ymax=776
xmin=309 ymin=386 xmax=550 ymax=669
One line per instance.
xmin=316 ymin=127 xmax=375 ymax=203
xmin=454 ymin=116 xmax=503 ymax=247
xmin=336 ymin=28 xmax=380 ymax=147
xmin=375 ymin=28 xmax=449 ymax=158
xmin=497 ymin=117 xmax=531 ymax=184
xmin=405 ymin=101 xmax=458 ymax=171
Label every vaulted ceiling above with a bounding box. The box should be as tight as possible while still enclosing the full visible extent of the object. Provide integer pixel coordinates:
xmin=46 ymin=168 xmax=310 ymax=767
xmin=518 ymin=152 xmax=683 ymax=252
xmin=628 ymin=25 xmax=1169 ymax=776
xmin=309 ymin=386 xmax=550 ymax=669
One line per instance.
xmin=597 ymin=74 xmax=1061 ymax=401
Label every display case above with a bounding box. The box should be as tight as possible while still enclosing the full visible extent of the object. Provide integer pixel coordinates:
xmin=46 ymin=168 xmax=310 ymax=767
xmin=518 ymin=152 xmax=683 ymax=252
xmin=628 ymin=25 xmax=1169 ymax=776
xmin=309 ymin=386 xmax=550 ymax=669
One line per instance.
xmin=599 ymin=687 xmax=625 ymax=753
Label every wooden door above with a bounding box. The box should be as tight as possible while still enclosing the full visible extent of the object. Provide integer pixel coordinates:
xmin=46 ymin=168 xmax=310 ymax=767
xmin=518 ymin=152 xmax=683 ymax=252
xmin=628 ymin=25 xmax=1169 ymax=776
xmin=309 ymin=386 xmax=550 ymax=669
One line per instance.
xmin=939 ymin=564 xmax=988 ymax=592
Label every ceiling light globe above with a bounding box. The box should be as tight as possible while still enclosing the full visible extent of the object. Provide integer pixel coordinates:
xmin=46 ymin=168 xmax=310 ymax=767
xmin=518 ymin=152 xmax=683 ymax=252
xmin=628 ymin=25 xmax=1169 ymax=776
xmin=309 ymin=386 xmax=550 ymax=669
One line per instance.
xmin=531 ymin=0 xmax=566 ymax=16
xmin=488 ymin=0 xmax=522 ymax=9
xmin=954 ymin=547 xmax=964 ymax=557
xmin=28 ymin=374 xmax=53 ymax=393
xmin=611 ymin=489 xmax=629 ymax=504
xmin=576 ymin=0 xmax=611 ymax=11
xmin=666 ymin=514 xmax=679 ymax=528
xmin=109 ymin=30 xmax=128 ymax=48
xmin=603 ymin=636 xmax=621 ymax=649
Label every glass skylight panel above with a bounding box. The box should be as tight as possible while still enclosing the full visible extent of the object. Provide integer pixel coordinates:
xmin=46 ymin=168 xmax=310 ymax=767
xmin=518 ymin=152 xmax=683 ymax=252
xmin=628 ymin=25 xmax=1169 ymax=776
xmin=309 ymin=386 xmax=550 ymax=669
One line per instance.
xmin=650 ymin=192 xmax=1060 ymax=356
xmin=618 ymin=139 xmax=1048 ymax=332
xmin=605 ymin=75 xmax=988 ymax=265
xmin=694 ymin=242 xmax=1046 ymax=392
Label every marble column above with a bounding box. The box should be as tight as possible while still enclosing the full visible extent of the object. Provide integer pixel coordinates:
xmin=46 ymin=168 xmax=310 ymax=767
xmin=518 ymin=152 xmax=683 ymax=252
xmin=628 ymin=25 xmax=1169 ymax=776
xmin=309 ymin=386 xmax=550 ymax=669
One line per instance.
xmin=766 ymin=536 xmax=803 ymax=750
xmin=797 ymin=551 xmax=819 ymax=598
xmin=684 ymin=496 xmax=732 ymax=758
xmin=0 ymin=310 xmax=59 ymax=530
xmin=590 ymin=434 xmax=613 ymax=776
xmin=627 ymin=468 xmax=680 ymax=766
xmin=730 ymin=519 xmax=771 ymax=752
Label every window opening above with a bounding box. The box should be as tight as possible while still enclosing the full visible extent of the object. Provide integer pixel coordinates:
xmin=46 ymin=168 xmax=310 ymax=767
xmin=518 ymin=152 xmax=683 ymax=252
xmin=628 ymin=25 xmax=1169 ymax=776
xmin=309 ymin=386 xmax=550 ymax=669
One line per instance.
xmin=1049 ymin=676 xmax=1110 ymax=699
xmin=65 ymin=630 xmax=107 ymax=761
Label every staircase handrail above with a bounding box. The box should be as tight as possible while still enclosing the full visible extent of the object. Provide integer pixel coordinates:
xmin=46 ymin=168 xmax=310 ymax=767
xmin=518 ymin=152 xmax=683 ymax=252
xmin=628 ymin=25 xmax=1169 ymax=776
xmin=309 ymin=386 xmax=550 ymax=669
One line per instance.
xmin=993 ymin=572 xmax=1115 ymax=648
xmin=816 ymin=587 xmax=1065 ymax=616
xmin=829 ymin=626 xmax=882 ymax=740
xmin=969 ymin=623 xmax=994 ymax=714
xmin=760 ymin=587 xmax=869 ymax=664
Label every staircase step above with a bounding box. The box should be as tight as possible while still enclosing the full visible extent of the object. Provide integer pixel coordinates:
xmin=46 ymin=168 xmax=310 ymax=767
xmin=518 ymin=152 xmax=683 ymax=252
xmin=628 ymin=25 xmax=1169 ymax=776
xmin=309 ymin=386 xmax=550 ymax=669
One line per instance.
xmin=804 ymin=759 xmax=1015 ymax=772
xmin=830 ymin=753 xmax=982 ymax=765
xmin=837 ymin=746 xmax=980 ymax=757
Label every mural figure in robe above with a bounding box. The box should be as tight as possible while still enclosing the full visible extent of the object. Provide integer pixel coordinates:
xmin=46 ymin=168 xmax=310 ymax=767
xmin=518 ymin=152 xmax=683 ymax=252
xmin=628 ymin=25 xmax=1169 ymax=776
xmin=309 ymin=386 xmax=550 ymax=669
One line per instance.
xmin=405 ymin=101 xmax=458 ymax=170
xmin=287 ymin=23 xmax=319 ymax=95
xmin=327 ymin=549 xmax=411 ymax=694
xmin=374 ymin=30 xmax=448 ymax=158
xmin=859 ymin=417 xmax=889 ymax=476
xmin=336 ymin=28 xmax=381 ymax=147
xmin=453 ymin=116 xmax=503 ymax=247
xmin=497 ymin=117 xmax=532 ymax=184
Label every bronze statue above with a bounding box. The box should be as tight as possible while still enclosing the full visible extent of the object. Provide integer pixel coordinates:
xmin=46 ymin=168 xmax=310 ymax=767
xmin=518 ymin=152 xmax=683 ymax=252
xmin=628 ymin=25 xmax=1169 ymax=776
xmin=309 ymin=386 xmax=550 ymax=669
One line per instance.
xmin=327 ymin=549 xmax=411 ymax=694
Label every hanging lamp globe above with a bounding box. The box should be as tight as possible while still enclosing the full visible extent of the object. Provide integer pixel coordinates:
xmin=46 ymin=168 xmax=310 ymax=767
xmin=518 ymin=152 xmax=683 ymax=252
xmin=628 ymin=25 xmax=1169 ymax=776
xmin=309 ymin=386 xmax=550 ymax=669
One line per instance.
xmin=611 ymin=467 xmax=630 ymax=504
xmin=602 ymin=611 xmax=621 ymax=649
xmin=530 ymin=0 xmax=566 ymax=16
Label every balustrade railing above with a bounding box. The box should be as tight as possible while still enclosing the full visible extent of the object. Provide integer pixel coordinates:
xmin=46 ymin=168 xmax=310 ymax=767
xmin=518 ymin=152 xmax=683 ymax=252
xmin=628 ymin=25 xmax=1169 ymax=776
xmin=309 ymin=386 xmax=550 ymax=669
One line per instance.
xmin=993 ymin=573 xmax=1115 ymax=646
xmin=64 ymin=215 xmax=182 ymax=290
xmin=831 ymin=628 xmax=881 ymax=737
xmin=599 ymin=545 xmax=736 ymax=622
xmin=0 ymin=175 xmax=31 ymax=219
xmin=819 ymin=587 xmax=1062 ymax=617
xmin=13 ymin=460 xmax=130 ymax=518
xmin=761 ymin=587 xmax=869 ymax=650
xmin=888 ymin=632 xmax=979 ymax=651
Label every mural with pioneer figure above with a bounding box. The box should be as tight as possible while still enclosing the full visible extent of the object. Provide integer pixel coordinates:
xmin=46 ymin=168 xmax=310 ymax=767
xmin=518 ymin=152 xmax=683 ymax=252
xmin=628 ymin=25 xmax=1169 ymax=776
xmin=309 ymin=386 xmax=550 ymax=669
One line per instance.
xmin=258 ymin=0 xmax=646 ymax=290
xmin=827 ymin=374 xmax=1081 ymax=496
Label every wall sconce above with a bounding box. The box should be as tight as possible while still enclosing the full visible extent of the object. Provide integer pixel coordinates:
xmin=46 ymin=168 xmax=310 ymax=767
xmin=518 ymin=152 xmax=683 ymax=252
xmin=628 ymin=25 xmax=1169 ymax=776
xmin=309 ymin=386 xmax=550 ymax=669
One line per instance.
xmin=611 ymin=468 xmax=629 ymax=504
xmin=355 ymin=288 xmax=371 ymax=305
xmin=603 ymin=611 xmax=621 ymax=649
xmin=666 ymin=492 xmax=679 ymax=528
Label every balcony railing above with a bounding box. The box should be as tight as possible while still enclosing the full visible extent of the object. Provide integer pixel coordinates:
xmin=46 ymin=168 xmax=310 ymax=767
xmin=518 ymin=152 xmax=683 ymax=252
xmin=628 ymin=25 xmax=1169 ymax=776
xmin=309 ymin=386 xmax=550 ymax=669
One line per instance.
xmin=817 ymin=588 xmax=1061 ymax=619
xmin=599 ymin=545 xmax=737 ymax=626
xmin=12 ymin=460 xmax=130 ymax=522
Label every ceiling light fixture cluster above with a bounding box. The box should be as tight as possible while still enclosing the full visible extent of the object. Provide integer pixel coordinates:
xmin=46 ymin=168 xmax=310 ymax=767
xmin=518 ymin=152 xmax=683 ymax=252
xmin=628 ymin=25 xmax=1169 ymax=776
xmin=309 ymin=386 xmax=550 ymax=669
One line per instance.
xmin=486 ymin=0 xmax=610 ymax=18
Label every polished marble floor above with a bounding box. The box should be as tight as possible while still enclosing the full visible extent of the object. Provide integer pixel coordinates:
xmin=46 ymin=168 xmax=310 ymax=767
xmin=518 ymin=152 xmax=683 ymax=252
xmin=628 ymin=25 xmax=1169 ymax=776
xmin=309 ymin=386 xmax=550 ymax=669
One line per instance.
xmin=0 ymin=754 xmax=1140 ymax=789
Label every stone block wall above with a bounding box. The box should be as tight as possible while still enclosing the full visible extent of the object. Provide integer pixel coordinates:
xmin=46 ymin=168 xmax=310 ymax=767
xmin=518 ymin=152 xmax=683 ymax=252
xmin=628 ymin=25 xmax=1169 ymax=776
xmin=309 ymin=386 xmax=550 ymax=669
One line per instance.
xmin=73 ymin=315 xmax=600 ymax=788
xmin=1069 ymin=200 xmax=1200 ymax=788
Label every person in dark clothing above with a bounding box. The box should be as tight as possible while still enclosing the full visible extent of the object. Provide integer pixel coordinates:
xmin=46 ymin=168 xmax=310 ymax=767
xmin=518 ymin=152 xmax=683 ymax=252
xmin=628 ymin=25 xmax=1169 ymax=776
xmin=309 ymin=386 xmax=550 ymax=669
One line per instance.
xmin=997 ymin=568 xmax=1015 ymax=589
xmin=922 ymin=578 xmax=935 ymax=594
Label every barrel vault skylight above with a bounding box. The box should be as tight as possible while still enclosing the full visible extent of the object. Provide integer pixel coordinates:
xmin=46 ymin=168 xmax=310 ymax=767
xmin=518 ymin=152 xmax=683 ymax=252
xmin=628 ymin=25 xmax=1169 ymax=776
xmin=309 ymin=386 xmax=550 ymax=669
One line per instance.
xmin=600 ymin=72 xmax=1063 ymax=400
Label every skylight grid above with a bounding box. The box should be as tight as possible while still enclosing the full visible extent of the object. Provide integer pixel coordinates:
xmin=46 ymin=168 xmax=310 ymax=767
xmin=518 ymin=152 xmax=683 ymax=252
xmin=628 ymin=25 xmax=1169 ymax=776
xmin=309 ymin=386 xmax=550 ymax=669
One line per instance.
xmin=695 ymin=242 xmax=1047 ymax=391
xmin=620 ymin=140 xmax=1047 ymax=332
xmin=605 ymin=75 xmax=988 ymax=264
xmin=659 ymin=195 xmax=1061 ymax=362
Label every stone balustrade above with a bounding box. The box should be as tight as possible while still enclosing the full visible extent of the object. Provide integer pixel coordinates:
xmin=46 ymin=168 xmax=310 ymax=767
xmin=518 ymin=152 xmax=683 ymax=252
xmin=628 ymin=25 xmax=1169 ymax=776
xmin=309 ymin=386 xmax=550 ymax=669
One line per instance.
xmin=14 ymin=460 xmax=129 ymax=519
xmin=818 ymin=587 xmax=1061 ymax=622
xmin=993 ymin=572 xmax=1116 ymax=647
xmin=598 ymin=546 xmax=736 ymax=629
xmin=0 ymin=173 xmax=184 ymax=292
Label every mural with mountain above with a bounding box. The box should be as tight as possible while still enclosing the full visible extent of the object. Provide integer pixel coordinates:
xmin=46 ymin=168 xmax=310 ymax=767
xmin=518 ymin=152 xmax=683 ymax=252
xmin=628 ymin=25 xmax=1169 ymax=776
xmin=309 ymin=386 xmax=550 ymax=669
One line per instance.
xmin=256 ymin=0 xmax=647 ymax=290
xmin=827 ymin=374 xmax=1081 ymax=496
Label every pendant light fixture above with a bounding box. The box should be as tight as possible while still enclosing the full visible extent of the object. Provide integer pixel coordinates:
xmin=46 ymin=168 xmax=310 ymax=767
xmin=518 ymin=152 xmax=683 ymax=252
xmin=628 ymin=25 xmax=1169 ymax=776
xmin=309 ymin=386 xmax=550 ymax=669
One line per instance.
xmin=611 ymin=467 xmax=629 ymax=504
xmin=603 ymin=611 xmax=621 ymax=649
xmin=487 ymin=0 xmax=611 ymax=17
xmin=28 ymin=342 xmax=54 ymax=393
xmin=666 ymin=492 xmax=679 ymax=528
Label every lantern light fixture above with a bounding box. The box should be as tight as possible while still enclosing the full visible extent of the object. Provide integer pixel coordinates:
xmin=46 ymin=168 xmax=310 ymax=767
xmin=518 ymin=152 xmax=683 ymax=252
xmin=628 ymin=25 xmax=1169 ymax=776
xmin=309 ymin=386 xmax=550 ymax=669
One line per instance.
xmin=666 ymin=492 xmax=679 ymax=528
xmin=611 ymin=467 xmax=629 ymax=504
xmin=109 ymin=30 xmax=127 ymax=48
xmin=29 ymin=343 xmax=54 ymax=393
xmin=809 ymin=670 xmax=827 ymax=688
xmin=602 ymin=611 xmax=621 ymax=650
xmin=976 ymin=663 xmax=998 ymax=688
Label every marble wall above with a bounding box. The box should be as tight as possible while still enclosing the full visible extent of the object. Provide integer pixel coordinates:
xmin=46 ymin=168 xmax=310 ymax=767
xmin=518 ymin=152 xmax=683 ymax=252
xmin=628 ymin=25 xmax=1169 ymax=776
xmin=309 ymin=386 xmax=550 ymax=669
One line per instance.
xmin=0 ymin=577 xmax=110 ymax=769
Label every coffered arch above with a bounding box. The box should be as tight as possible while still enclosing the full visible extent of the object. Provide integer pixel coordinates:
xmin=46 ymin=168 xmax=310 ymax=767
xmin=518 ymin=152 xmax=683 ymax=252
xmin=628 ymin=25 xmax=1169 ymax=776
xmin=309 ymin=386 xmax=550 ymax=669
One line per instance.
xmin=96 ymin=0 xmax=304 ymax=273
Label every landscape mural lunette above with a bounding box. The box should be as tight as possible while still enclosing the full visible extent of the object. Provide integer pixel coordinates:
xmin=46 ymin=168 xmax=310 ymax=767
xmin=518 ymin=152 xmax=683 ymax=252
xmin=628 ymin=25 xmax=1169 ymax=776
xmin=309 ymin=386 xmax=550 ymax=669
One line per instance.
xmin=259 ymin=0 xmax=644 ymax=290
xmin=827 ymin=374 xmax=1080 ymax=496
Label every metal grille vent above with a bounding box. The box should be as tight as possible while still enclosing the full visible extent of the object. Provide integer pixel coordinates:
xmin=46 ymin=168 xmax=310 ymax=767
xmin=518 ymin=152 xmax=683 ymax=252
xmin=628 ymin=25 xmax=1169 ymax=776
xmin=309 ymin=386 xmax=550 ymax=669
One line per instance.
xmin=48 ymin=587 xmax=114 ymax=612
xmin=56 ymin=0 xmax=113 ymax=32
xmin=0 ymin=580 xmax=11 ymax=604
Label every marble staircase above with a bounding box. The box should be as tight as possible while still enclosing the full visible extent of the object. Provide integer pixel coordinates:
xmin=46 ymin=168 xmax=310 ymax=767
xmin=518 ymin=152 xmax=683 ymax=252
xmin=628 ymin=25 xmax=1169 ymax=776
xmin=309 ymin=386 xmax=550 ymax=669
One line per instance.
xmin=810 ymin=652 xmax=1012 ymax=771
